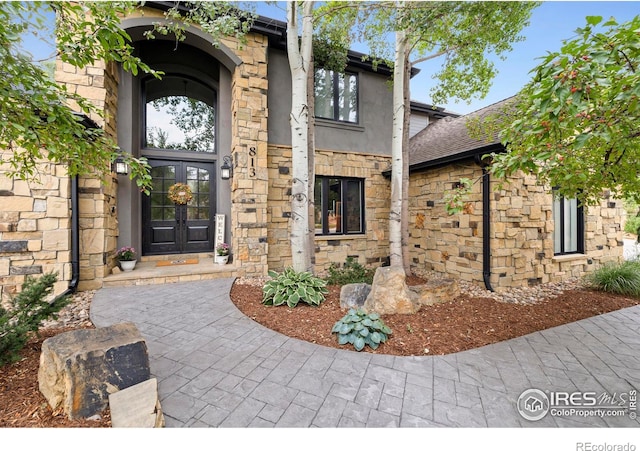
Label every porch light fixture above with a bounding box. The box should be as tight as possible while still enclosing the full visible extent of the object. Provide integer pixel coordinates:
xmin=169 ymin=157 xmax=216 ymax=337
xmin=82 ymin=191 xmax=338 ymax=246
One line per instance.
xmin=220 ymin=155 xmax=232 ymax=180
xmin=112 ymin=155 xmax=129 ymax=175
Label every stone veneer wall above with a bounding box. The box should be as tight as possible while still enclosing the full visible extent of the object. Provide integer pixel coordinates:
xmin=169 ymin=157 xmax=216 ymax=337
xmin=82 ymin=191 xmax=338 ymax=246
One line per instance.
xmin=221 ymin=34 xmax=270 ymax=277
xmin=0 ymin=161 xmax=72 ymax=302
xmin=0 ymin=57 xmax=119 ymax=300
xmin=267 ymin=145 xmax=391 ymax=273
xmin=409 ymin=163 xmax=625 ymax=290
xmin=55 ymin=58 xmax=120 ymax=291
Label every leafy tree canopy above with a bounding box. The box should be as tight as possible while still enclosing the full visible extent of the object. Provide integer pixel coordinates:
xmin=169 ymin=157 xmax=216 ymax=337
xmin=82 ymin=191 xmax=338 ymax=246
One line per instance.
xmin=317 ymin=1 xmax=538 ymax=105
xmin=1 ymin=1 xmax=253 ymax=193
xmin=488 ymin=15 xmax=640 ymax=206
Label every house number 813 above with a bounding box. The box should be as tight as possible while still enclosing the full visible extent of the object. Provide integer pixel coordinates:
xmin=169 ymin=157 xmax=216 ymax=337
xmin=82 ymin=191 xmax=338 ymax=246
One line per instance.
xmin=249 ymin=146 xmax=256 ymax=178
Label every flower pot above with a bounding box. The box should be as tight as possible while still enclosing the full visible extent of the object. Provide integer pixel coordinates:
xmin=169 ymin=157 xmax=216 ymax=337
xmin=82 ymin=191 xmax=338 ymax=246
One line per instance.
xmin=119 ymin=260 xmax=137 ymax=272
xmin=215 ymin=255 xmax=229 ymax=265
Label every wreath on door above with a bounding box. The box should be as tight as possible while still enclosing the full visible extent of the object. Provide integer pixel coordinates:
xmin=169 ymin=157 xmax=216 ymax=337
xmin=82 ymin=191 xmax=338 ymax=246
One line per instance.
xmin=167 ymin=183 xmax=193 ymax=205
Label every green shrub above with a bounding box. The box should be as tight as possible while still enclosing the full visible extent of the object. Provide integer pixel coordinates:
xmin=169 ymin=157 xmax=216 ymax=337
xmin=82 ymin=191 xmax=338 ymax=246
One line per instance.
xmin=331 ymin=308 xmax=392 ymax=351
xmin=624 ymin=215 xmax=640 ymax=236
xmin=585 ymin=261 xmax=640 ymax=297
xmin=325 ymin=257 xmax=375 ymax=285
xmin=262 ymin=268 xmax=328 ymax=307
xmin=1 ymin=273 xmax=69 ymax=366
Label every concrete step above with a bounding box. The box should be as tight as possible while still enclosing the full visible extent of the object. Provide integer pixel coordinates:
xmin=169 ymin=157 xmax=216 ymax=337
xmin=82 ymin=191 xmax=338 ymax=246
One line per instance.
xmin=103 ymin=256 xmax=237 ymax=287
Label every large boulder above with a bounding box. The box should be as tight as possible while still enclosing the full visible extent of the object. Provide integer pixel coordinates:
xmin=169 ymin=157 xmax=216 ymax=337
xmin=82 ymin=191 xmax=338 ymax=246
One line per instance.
xmin=363 ymin=266 xmax=419 ymax=315
xmin=340 ymin=283 xmax=371 ymax=309
xmin=410 ymin=278 xmax=460 ymax=307
xmin=38 ymin=322 xmax=150 ymax=420
xmin=363 ymin=267 xmax=461 ymax=315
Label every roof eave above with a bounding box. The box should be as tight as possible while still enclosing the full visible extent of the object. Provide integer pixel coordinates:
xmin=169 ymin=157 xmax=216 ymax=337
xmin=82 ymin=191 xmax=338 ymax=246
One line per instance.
xmin=404 ymin=143 xmax=505 ymax=176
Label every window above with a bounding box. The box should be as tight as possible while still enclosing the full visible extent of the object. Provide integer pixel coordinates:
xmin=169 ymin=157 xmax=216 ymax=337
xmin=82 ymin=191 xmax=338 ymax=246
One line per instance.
xmin=144 ymin=76 xmax=216 ymax=153
xmin=553 ymin=194 xmax=584 ymax=255
xmin=314 ymin=177 xmax=364 ymax=235
xmin=314 ymin=68 xmax=358 ymax=123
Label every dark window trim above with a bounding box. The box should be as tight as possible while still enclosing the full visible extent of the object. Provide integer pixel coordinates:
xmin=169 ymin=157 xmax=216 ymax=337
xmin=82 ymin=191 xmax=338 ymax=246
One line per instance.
xmin=315 ymin=176 xmax=365 ymax=236
xmin=314 ymin=69 xmax=359 ymax=125
xmin=553 ymin=193 xmax=585 ymax=256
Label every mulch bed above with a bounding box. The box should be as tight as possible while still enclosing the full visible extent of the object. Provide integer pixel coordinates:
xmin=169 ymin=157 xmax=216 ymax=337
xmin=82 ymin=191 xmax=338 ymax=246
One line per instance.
xmin=230 ymin=277 xmax=640 ymax=356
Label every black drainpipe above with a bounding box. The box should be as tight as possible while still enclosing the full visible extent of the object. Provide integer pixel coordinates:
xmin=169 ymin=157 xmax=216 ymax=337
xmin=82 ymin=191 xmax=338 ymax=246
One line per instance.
xmin=474 ymin=154 xmax=494 ymax=292
xmin=54 ymin=175 xmax=80 ymax=300
xmin=481 ymin=167 xmax=494 ymax=292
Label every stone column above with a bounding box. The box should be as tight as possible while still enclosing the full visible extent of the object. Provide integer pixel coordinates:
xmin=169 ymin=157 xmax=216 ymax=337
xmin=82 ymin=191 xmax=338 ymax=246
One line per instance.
xmin=222 ymin=34 xmax=270 ymax=277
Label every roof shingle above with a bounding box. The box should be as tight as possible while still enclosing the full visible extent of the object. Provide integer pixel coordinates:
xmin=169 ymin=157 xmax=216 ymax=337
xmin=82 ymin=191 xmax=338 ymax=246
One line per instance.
xmin=409 ymin=97 xmax=514 ymax=168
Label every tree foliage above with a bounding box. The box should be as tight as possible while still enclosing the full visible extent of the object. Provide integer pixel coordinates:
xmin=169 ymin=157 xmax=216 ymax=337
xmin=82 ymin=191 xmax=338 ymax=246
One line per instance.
xmin=0 ymin=273 xmax=69 ymax=366
xmin=1 ymin=1 xmax=253 ymax=193
xmin=489 ymin=15 xmax=640 ymax=206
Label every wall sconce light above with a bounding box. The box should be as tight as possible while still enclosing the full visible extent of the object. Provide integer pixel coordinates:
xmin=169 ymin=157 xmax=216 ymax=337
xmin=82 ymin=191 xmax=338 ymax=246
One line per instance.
xmin=112 ymin=155 xmax=129 ymax=175
xmin=220 ymin=155 xmax=233 ymax=180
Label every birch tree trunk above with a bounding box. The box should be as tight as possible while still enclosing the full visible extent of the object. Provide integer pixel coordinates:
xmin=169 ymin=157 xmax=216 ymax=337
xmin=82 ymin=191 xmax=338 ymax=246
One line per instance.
xmin=287 ymin=1 xmax=314 ymax=273
xmin=389 ymin=25 xmax=407 ymax=269
xmin=401 ymin=49 xmax=412 ymax=274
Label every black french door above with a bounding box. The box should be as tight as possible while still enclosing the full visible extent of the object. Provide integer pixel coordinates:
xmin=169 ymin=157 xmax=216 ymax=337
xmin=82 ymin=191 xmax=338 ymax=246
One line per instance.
xmin=142 ymin=159 xmax=216 ymax=255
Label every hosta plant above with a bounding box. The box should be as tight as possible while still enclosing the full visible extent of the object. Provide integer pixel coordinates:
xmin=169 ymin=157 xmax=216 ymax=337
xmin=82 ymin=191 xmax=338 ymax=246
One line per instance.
xmin=262 ymin=268 xmax=328 ymax=307
xmin=331 ymin=308 xmax=392 ymax=352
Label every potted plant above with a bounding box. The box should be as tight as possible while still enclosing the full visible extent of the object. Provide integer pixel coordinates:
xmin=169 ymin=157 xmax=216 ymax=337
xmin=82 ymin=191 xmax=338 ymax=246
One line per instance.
xmin=215 ymin=243 xmax=230 ymax=265
xmin=115 ymin=246 xmax=137 ymax=271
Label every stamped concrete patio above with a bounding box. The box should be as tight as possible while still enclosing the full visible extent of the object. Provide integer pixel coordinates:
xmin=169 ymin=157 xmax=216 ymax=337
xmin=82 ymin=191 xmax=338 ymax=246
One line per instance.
xmin=90 ymin=278 xmax=640 ymax=428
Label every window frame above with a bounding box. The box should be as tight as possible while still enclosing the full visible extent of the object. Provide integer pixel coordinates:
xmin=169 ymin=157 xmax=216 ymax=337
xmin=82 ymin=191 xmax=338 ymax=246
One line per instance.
xmin=313 ymin=68 xmax=359 ymax=124
xmin=552 ymin=193 xmax=585 ymax=256
xmin=314 ymin=176 xmax=365 ymax=236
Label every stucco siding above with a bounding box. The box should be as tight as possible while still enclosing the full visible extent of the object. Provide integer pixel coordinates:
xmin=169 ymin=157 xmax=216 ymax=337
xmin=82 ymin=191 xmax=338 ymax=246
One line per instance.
xmin=267 ymin=48 xmax=393 ymax=155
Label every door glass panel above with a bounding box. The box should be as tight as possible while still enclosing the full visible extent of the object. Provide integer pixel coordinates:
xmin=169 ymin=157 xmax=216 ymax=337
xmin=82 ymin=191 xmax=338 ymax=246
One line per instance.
xmin=185 ymin=166 xmax=211 ymax=220
xmin=145 ymin=77 xmax=216 ymax=153
xmin=149 ymin=165 xmax=177 ymax=221
xmin=328 ymin=178 xmax=342 ymax=233
xmin=314 ymin=68 xmax=335 ymax=120
xmin=565 ymin=198 xmax=578 ymax=253
xmin=314 ymin=178 xmax=323 ymax=234
xmin=338 ymin=73 xmax=358 ymax=122
xmin=346 ymin=180 xmax=362 ymax=233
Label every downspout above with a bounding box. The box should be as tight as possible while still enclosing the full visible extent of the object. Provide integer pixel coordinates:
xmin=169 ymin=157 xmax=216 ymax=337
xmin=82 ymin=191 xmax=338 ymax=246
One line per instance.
xmin=68 ymin=175 xmax=80 ymax=293
xmin=481 ymin=167 xmax=494 ymax=292
xmin=55 ymin=175 xmax=80 ymax=300
xmin=474 ymin=153 xmax=494 ymax=292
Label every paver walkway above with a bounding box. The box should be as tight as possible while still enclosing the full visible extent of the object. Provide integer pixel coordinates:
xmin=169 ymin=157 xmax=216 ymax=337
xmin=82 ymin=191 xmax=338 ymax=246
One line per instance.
xmin=91 ymin=278 xmax=640 ymax=427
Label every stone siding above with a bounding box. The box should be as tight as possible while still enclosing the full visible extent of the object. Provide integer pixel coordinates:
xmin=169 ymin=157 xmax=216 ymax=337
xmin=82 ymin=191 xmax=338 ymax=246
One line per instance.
xmin=55 ymin=57 xmax=120 ymax=291
xmin=221 ymin=33 xmax=270 ymax=277
xmin=0 ymin=160 xmax=71 ymax=302
xmin=409 ymin=164 xmax=625 ymax=290
xmin=267 ymin=145 xmax=391 ymax=273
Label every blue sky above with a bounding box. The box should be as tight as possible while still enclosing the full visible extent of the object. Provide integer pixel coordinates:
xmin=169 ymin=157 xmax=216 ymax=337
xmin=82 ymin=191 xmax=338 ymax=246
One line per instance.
xmin=21 ymin=1 xmax=640 ymax=115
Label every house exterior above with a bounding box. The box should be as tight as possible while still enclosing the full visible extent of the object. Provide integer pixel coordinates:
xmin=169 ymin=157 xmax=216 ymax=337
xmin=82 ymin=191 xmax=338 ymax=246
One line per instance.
xmin=0 ymin=4 xmax=450 ymax=300
xmin=408 ymin=98 xmax=625 ymax=291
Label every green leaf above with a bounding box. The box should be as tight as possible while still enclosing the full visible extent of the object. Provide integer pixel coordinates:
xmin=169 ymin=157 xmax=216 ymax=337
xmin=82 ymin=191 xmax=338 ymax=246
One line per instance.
xmin=370 ymin=331 xmax=381 ymax=344
xmin=585 ymin=16 xmax=603 ymax=26
xmin=354 ymin=336 xmax=365 ymax=352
